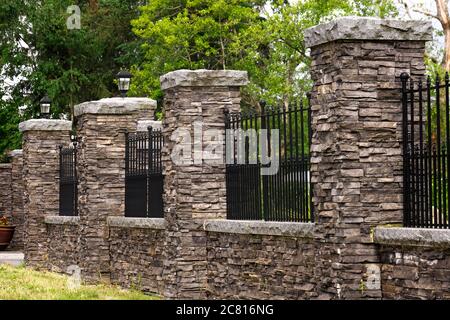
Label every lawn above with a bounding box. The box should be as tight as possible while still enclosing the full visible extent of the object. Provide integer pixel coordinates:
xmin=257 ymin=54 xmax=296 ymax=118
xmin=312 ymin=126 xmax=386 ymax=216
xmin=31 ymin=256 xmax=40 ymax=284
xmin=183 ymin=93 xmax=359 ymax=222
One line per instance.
xmin=0 ymin=264 xmax=159 ymax=300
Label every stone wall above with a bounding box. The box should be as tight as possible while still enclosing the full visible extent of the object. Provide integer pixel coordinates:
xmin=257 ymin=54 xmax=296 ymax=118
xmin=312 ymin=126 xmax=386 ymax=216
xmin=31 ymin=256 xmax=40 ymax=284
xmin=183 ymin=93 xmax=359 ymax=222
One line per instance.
xmin=18 ymin=17 xmax=450 ymax=300
xmin=108 ymin=218 xmax=166 ymax=294
xmin=305 ymin=17 xmax=432 ymax=299
xmin=160 ymin=70 xmax=248 ymax=299
xmin=75 ymin=98 xmax=156 ymax=282
xmin=0 ymin=163 xmax=12 ymax=223
xmin=375 ymin=227 xmax=450 ymax=299
xmin=45 ymin=217 xmax=80 ymax=273
xmin=9 ymin=150 xmax=25 ymax=250
xmin=19 ymin=120 xmax=72 ymax=269
xmin=205 ymin=221 xmax=316 ymax=299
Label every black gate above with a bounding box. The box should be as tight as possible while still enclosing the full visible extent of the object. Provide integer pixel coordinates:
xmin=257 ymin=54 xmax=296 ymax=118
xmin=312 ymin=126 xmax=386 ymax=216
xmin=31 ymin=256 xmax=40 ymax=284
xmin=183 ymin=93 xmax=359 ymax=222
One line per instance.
xmin=225 ymin=100 xmax=313 ymax=222
xmin=59 ymin=145 xmax=77 ymax=216
xmin=125 ymin=127 xmax=164 ymax=218
xmin=402 ymin=73 xmax=450 ymax=229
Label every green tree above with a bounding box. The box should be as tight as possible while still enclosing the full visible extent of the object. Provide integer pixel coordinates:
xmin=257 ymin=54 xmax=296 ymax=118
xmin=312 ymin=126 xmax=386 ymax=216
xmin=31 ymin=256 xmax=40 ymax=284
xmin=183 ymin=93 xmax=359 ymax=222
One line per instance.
xmin=130 ymin=0 xmax=398 ymax=109
xmin=0 ymin=0 xmax=142 ymax=158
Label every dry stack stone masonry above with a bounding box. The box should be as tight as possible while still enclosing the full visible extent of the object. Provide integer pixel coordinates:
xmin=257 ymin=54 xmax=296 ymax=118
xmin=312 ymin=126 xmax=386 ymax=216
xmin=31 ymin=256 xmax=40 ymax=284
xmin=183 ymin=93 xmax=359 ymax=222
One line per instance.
xmin=160 ymin=69 xmax=248 ymax=299
xmin=305 ymin=17 xmax=432 ymax=299
xmin=8 ymin=150 xmax=25 ymax=250
xmin=19 ymin=119 xmax=72 ymax=269
xmin=0 ymin=163 xmax=12 ymax=224
xmin=74 ymin=97 xmax=156 ymax=282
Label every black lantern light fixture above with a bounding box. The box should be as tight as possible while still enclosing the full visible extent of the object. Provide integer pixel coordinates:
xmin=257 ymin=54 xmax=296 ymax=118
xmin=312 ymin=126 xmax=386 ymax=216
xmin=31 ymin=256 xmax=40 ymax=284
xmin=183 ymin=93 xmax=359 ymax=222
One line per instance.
xmin=39 ymin=95 xmax=52 ymax=119
xmin=71 ymin=134 xmax=78 ymax=148
xmin=116 ymin=70 xmax=132 ymax=98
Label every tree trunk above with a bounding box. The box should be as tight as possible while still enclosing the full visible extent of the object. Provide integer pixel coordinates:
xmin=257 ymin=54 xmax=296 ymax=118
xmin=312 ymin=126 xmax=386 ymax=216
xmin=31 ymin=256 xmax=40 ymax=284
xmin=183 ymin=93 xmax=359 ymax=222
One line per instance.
xmin=444 ymin=28 xmax=450 ymax=71
xmin=435 ymin=0 xmax=450 ymax=70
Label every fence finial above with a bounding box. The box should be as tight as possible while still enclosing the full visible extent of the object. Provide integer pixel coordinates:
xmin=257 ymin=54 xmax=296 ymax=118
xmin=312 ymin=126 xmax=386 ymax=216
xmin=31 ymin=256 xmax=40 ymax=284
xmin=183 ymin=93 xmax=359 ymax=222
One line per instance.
xmin=400 ymin=72 xmax=410 ymax=82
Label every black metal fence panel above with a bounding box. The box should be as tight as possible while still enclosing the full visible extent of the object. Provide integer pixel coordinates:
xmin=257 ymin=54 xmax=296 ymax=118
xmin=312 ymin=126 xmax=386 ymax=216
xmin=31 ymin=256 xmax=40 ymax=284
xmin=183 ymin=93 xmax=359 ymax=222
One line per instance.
xmin=59 ymin=146 xmax=77 ymax=216
xmin=225 ymin=100 xmax=313 ymax=222
xmin=125 ymin=128 xmax=164 ymax=218
xmin=402 ymin=73 xmax=450 ymax=229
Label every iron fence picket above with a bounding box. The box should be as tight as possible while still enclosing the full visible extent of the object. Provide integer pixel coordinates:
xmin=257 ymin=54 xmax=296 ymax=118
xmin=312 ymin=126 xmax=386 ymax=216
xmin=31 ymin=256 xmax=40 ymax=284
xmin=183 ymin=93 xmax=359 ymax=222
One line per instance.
xmin=225 ymin=100 xmax=312 ymax=223
xmin=402 ymin=74 xmax=450 ymax=228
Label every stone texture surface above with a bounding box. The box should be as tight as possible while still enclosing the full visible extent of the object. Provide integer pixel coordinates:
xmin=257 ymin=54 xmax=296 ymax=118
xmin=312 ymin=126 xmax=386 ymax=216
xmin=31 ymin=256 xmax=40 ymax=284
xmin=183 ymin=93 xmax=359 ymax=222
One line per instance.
xmin=160 ymin=69 xmax=249 ymax=90
xmin=206 ymin=231 xmax=317 ymax=299
xmin=74 ymin=97 xmax=156 ymax=117
xmin=375 ymin=227 xmax=450 ymax=247
xmin=19 ymin=119 xmax=72 ymax=132
xmin=8 ymin=150 xmax=25 ymax=250
xmin=45 ymin=215 xmax=80 ymax=226
xmin=161 ymin=70 xmax=247 ymax=299
xmin=21 ymin=124 xmax=71 ymax=269
xmin=47 ymin=223 xmax=80 ymax=274
xmin=107 ymin=217 xmax=166 ymax=229
xmin=307 ymin=24 xmax=429 ymax=298
xmin=379 ymin=244 xmax=450 ymax=299
xmin=75 ymin=101 xmax=149 ymax=282
xmin=204 ymin=220 xmax=315 ymax=237
xmin=109 ymin=226 xmax=165 ymax=295
xmin=304 ymin=16 xmax=433 ymax=48
xmin=0 ymin=164 xmax=12 ymax=225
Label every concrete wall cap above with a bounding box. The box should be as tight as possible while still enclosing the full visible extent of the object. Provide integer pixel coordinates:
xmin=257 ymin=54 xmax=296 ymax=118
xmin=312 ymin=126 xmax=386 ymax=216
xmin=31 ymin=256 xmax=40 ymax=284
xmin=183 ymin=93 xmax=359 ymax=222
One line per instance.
xmin=107 ymin=216 xmax=166 ymax=230
xmin=137 ymin=120 xmax=163 ymax=132
xmin=74 ymin=97 xmax=157 ymax=117
xmin=305 ymin=16 xmax=433 ymax=48
xmin=203 ymin=219 xmax=315 ymax=237
xmin=8 ymin=149 xmax=23 ymax=158
xmin=44 ymin=215 xmax=80 ymax=226
xmin=19 ymin=119 xmax=72 ymax=133
xmin=160 ymin=69 xmax=249 ymax=90
xmin=374 ymin=227 xmax=450 ymax=248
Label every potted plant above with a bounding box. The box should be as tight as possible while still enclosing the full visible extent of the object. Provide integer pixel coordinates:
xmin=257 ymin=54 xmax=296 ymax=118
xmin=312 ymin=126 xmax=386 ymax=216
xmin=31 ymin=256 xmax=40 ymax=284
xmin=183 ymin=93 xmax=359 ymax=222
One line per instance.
xmin=0 ymin=214 xmax=15 ymax=251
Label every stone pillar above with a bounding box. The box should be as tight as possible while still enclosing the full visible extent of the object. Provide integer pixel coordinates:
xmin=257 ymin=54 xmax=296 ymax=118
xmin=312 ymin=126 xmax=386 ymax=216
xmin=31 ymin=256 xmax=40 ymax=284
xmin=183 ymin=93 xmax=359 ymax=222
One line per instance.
xmin=19 ymin=119 xmax=72 ymax=269
xmin=0 ymin=163 xmax=12 ymax=222
xmin=8 ymin=150 xmax=25 ymax=250
xmin=304 ymin=17 xmax=432 ymax=299
xmin=74 ymin=97 xmax=156 ymax=282
xmin=160 ymin=69 xmax=248 ymax=299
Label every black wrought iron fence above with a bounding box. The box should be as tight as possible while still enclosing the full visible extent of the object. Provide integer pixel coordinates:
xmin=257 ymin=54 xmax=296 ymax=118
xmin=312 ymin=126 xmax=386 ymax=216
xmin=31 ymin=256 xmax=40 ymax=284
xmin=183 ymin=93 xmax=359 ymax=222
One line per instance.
xmin=59 ymin=145 xmax=77 ymax=216
xmin=225 ymin=100 xmax=313 ymax=222
xmin=402 ymin=73 xmax=450 ymax=229
xmin=125 ymin=127 xmax=164 ymax=218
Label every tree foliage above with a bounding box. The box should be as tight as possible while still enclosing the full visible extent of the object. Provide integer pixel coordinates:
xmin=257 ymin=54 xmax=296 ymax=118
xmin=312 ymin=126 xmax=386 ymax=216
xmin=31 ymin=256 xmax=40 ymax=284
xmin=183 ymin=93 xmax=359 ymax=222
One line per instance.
xmin=0 ymin=0 xmax=143 ymax=157
xmin=0 ymin=0 xmax=398 ymax=158
xmin=130 ymin=0 xmax=398 ymax=108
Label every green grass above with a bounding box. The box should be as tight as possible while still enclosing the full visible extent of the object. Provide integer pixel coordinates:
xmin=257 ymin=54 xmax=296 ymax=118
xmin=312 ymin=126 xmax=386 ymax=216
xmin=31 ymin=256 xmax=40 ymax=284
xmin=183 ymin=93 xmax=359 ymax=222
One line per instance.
xmin=0 ymin=264 xmax=160 ymax=300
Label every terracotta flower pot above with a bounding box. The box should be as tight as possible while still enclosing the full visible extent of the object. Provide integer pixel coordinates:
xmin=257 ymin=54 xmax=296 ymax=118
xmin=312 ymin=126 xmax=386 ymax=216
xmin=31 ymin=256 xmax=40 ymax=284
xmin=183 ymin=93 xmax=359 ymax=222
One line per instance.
xmin=0 ymin=226 xmax=15 ymax=251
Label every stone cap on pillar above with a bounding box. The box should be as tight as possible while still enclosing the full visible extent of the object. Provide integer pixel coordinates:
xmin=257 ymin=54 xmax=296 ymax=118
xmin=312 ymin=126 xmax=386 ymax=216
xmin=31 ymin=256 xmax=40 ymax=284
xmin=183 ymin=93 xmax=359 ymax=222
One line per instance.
xmin=74 ymin=97 xmax=157 ymax=117
xmin=160 ymin=69 xmax=249 ymax=90
xmin=304 ymin=16 xmax=433 ymax=48
xmin=137 ymin=120 xmax=162 ymax=132
xmin=8 ymin=149 xmax=23 ymax=158
xmin=19 ymin=119 xmax=72 ymax=132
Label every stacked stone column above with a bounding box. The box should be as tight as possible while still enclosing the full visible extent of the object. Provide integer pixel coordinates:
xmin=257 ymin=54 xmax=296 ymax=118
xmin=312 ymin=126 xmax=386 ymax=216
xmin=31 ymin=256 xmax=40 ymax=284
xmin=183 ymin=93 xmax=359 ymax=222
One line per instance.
xmin=304 ymin=17 xmax=432 ymax=299
xmin=8 ymin=150 xmax=25 ymax=250
xmin=160 ymin=70 xmax=248 ymax=298
xmin=74 ymin=98 xmax=156 ymax=282
xmin=0 ymin=163 xmax=12 ymax=223
xmin=19 ymin=120 xmax=72 ymax=269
